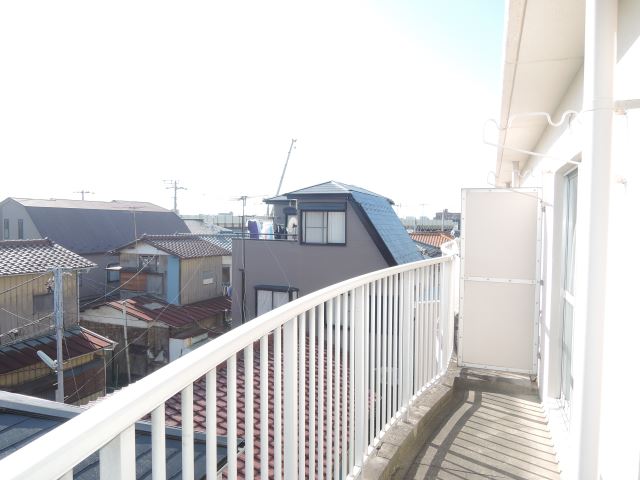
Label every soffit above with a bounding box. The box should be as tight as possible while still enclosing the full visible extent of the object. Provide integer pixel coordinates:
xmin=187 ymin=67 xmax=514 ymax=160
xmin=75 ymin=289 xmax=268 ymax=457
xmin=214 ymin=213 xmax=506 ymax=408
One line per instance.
xmin=496 ymin=0 xmax=585 ymax=184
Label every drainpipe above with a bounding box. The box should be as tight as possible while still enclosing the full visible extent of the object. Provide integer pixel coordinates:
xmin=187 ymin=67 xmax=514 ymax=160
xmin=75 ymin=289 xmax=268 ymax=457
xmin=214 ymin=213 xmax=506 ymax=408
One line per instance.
xmin=573 ymin=0 xmax=616 ymax=478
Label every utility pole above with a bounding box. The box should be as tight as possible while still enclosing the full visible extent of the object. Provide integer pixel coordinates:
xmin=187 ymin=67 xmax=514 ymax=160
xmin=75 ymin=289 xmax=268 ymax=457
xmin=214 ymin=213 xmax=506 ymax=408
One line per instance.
xmin=122 ymin=301 xmax=132 ymax=384
xmin=53 ymin=267 xmax=65 ymax=403
xmin=164 ymin=180 xmax=187 ymax=213
xmin=74 ymin=190 xmax=93 ymax=201
xmin=239 ymin=196 xmax=247 ymax=324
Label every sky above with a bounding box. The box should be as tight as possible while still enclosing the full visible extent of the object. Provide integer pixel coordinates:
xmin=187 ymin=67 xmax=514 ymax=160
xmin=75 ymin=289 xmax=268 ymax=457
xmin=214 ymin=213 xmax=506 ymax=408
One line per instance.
xmin=0 ymin=1 xmax=505 ymax=219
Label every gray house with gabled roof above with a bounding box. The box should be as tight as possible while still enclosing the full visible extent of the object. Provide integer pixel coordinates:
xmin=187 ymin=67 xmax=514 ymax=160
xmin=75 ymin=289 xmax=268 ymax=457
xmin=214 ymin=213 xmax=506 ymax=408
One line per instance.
xmin=0 ymin=198 xmax=189 ymax=302
xmin=231 ymin=181 xmax=422 ymax=325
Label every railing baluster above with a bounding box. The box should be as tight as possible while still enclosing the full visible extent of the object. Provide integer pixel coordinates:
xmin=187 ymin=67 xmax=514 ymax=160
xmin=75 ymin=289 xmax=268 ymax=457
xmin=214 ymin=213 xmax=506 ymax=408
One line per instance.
xmin=426 ymin=265 xmax=433 ymax=382
xmin=354 ymin=285 xmax=366 ymax=473
xmin=369 ymin=281 xmax=376 ymax=445
xmin=416 ymin=267 xmax=422 ymax=389
xmin=284 ymin=317 xmax=298 ymax=480
xmin=274 ymin=326 xmax=282 ymax=480
xmin=297 ymin=314 xmax=305 ymax=480
xmin=391 ymin=274 xmax=398 ymax=418
xmin=333 ymin=295 xmax=340 ymax=480
xmin=244 ymin=345 xmax=254 ymax=480
xmin=309 ymin=307 xmax=317 ymax=478
xmin=100 ymin=424 xmax=136 ymax=480
xmin=152 ymin=403 xmax=166 ymax=480
xmin=375 ymin=278 xmax=382 ymax=439
xmin=182 ymin=384 xmax=195 ymax=480
xmin=382 ymin=276 xmax=389 ymax=430
xmin=326 ymin=299 xmax=334 ymax=480
xmin=260 ymin=336 xmax=269 ymax=480
xmin=227 ymin=359 xmax=237 ymax=480
xmin=317 ymin=303 xmax=325 ymax=480
xmin=341 ymin=293 xmax=348 ymax=479
xmin=206 ymin=369 xmax=216 ymax=479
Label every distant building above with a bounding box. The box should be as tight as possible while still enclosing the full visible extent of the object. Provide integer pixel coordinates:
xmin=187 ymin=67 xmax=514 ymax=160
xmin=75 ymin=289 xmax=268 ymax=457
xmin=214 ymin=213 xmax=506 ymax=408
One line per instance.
xmin=0 ymin=198 xmax=190 ymax=302
xmin=231 ymin=181 xmax=422 ymax=325
xmin=0 ymin=239 xmax=114 ymax=404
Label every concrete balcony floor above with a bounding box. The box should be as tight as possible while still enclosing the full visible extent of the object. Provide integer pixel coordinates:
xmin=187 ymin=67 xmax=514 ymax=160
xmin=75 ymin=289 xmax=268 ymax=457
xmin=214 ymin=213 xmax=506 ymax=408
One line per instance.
xmin=399 ymin=370 xmax=561 ymax=480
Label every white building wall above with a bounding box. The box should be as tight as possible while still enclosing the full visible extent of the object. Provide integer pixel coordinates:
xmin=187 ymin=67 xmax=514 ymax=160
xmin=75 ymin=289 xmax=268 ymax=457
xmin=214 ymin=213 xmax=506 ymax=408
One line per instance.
xmin=520 ymin=3 xmax=639 ymax=478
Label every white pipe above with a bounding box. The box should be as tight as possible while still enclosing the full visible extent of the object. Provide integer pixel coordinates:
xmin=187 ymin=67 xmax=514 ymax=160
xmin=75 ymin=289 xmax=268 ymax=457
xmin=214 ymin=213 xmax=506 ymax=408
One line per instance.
xmin=573 ymin=0 xmax=616 ymax=478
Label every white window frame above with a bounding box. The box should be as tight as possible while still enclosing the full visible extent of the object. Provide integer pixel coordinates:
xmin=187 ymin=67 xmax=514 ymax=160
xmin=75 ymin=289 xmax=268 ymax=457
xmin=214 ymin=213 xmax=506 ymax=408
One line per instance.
xmin=255 ymin=287 xmax=299 ymax=317
xmin=301 ymin=210 xmax=346 ymax=245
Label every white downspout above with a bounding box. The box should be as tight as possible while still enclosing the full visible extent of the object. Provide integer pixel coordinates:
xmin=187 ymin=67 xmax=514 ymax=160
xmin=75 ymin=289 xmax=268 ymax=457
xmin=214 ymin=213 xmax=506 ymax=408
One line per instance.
xmin=572 ymin=0 xmax=616 ymax=478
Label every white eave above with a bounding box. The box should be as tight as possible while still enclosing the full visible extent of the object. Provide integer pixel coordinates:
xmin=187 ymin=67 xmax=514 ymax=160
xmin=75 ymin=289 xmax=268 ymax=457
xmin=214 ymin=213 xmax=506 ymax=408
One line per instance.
xmin=496 ymin=0 xmax=585 ymax=185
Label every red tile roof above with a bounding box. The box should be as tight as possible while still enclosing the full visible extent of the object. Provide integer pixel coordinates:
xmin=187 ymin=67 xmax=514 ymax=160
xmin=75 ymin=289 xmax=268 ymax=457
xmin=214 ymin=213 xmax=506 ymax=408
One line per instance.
xmin=0 ymin=239 xmax=96 ymax=276
xmin=116 ymin=234 xmax=230 ymax=258
xmin=103 ymin=295 xmax=232 ymax=328
xmin=0 ymin=326 xmax=114 ymax=374
xmin=163 ymin=336 xmax=348 ymax=479
xmin=409 ymin=231 xmax=453 ymax=248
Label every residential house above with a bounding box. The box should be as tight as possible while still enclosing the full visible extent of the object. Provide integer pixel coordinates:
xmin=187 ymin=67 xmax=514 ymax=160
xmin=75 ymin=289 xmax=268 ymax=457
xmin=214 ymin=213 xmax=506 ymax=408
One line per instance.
xmin=409 ymin=230 xmax=454 ymax=258
xmin=231 ymin=180 xmax=422 ymax=324
xmin=0 ymin=239 xmax=114 ymax=403
xmin=80 ymin=234 xmax=232 ymax=386
xmin=0 ymin=198 xmax=190 ymax=302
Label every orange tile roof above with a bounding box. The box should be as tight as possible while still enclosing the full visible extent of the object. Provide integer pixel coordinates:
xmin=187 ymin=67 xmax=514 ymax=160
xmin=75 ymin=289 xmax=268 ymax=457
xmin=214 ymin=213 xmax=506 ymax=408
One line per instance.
xmin=409 ymin=232 xmax=453 ymax=248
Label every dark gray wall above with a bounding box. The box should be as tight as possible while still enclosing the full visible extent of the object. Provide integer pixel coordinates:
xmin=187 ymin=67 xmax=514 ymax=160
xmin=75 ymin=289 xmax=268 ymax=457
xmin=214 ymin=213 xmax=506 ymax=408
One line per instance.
xmin=231 ymin=202 xmax=388 ymax=326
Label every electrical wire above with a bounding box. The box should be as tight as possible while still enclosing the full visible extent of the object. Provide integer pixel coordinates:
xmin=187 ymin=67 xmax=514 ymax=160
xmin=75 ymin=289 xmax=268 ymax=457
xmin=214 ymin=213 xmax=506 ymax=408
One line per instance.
xmin=66 ymin=256 xmax=225 ymax=401
xmin=0 ymin=272 xmax=49 ymax=297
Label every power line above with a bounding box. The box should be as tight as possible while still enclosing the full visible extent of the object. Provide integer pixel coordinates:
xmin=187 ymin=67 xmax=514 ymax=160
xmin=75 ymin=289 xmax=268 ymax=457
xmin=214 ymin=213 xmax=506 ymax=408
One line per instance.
xmin=0 ymin=272 xmax=49 ymax=297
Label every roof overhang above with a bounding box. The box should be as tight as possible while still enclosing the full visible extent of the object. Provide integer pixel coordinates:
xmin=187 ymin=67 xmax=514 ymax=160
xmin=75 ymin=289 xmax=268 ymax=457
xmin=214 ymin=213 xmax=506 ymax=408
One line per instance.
xmin=495 ymin=0 xmax=585 ymax=185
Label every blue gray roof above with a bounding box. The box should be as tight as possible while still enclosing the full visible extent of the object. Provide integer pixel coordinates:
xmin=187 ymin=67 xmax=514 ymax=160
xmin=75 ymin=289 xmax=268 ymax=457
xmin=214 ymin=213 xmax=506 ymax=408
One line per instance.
xmin=0 ymin=392 xmax=236 ymax=479
xmin=275 ymin=180 xmax=394 ymax=203
xmin=349 ymin=190 xmax=423 ymax=265
xmin=4 ymin=198 xmax=190 ymax=254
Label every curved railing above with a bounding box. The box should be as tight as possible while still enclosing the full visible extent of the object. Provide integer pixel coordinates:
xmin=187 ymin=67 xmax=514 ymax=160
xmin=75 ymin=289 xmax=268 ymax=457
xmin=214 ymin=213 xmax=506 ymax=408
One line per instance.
xmin=0 ymin=255 xmax=457 ymax=480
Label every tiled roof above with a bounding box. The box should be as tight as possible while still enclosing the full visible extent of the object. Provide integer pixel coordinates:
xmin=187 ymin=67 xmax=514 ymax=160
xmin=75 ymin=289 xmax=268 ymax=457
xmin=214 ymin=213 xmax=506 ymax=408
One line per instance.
xmin=0 ymin=239 xmax=96 ymax=276
xmin=0 ymin=326 xmax=114 ymax=374
xmin=163 ymin=336 xmax=347 ymax=479
xmin=197 ymin=234 xmax=235 ymax=253
xmin=117 ymin=234 xmax=231 ymax=258
xmin=409 ymin=231 xmax=454 ymax=248
xmin=103 ymin=295 xmax=232 ymax=328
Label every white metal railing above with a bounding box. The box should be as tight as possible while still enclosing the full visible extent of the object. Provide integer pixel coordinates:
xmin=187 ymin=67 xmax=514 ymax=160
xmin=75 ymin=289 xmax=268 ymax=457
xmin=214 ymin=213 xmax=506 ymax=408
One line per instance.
xmin=0 ymin=256 xmax=457 ymax=480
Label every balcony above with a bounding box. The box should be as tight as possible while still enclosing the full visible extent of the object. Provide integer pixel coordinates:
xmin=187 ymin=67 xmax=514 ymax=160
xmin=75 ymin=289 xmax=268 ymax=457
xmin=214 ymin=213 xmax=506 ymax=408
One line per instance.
xmin=0 ymin=254 xmax=560 ymax=479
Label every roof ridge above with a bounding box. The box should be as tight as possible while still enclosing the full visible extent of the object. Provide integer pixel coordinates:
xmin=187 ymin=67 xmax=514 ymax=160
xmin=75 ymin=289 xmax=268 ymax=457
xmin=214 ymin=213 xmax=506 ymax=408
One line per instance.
xmin=0 ymin=238 xmax=52 ymax=248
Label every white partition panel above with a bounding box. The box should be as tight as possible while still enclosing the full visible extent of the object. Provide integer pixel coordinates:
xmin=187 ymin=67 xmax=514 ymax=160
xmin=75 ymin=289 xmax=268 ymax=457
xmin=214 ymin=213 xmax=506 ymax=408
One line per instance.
xmin=459 ymin=188 xmax=541 ymax=374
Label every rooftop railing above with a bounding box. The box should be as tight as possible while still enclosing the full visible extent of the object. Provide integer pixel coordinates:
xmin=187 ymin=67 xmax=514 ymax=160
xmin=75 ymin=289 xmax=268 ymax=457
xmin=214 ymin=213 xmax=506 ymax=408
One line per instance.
xmin=0 ymin=255 xmax=457 ymax=480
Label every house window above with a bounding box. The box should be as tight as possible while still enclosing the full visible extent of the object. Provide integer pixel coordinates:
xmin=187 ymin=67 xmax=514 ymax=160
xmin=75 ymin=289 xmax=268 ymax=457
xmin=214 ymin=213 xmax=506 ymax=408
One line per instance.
xmin=301 ymin=211 xmax=346 ymax=244
xmin=17 ymin=219 xmax=24 ymax=239
xmin=255 ymin=286 xmax=299 ymax=317
xmin=33 ymin=293 xmax=54 ymax=315
xmin=138 ymin=255 xmax=158 ymax=272
xmin=3 ymin=219 xmax=9 ymax=239
xmin=222 ymin=266 xmax=230 ymax=285
xmin=106 ymin=263 xmax=120 ymax=283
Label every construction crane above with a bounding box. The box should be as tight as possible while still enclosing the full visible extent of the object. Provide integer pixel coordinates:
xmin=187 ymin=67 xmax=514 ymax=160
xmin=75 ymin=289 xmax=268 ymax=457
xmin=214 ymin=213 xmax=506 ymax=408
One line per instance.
xmin=267 ymin=138 xmax=297 ymax=216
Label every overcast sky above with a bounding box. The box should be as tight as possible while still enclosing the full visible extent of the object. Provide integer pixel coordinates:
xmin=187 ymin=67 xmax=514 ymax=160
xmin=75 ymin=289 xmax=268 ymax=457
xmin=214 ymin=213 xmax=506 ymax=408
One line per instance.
xmin=0 ymin=1 xmax=505 ymax=218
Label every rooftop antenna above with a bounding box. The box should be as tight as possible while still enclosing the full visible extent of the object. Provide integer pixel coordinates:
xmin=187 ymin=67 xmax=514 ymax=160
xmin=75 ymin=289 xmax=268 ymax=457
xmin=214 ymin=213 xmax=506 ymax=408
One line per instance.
xmin=164 ymin=180 xmax=187 ymax=213
xmin=74 ymin=190 xmax=94 ymax=201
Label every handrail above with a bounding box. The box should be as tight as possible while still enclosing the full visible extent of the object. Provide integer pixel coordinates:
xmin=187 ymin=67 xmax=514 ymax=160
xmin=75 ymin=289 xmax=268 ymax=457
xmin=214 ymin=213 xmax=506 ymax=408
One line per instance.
xmin=0 ymin=255 xmax=457 ymax=480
